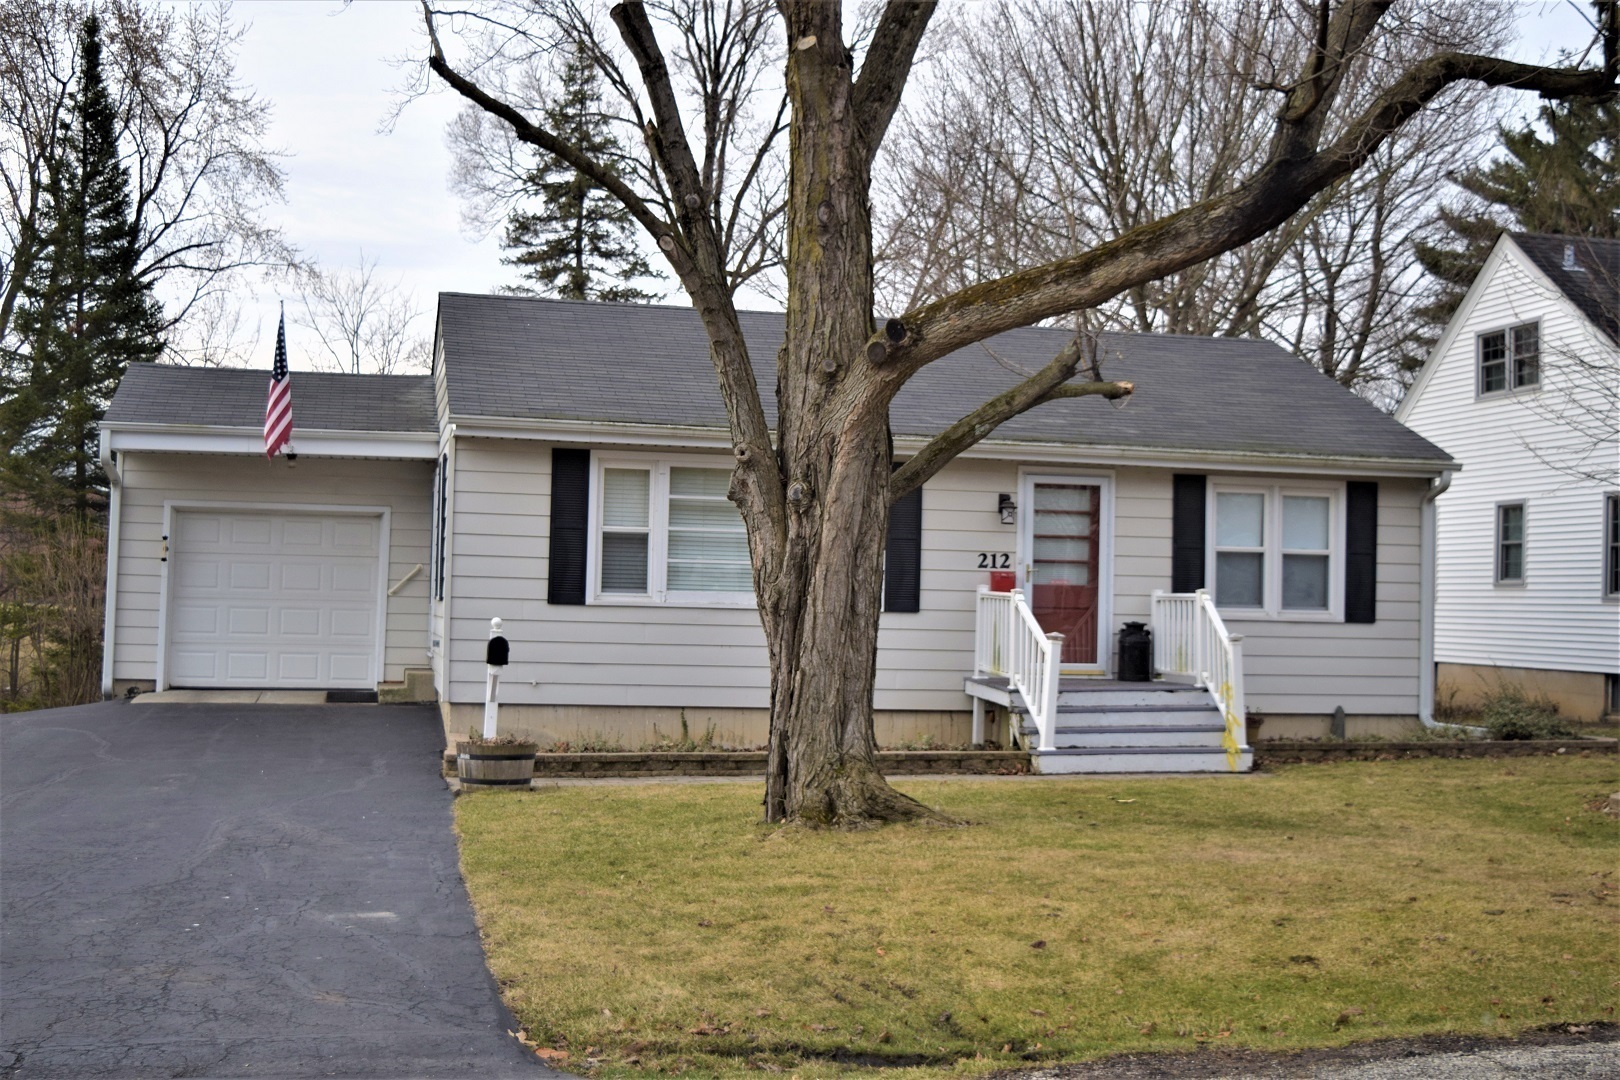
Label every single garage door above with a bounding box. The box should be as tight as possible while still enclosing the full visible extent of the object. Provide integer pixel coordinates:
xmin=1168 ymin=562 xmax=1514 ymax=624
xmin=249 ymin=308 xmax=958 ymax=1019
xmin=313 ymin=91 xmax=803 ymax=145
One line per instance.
xmin=167 ymin=510 xmax=382 ymax=689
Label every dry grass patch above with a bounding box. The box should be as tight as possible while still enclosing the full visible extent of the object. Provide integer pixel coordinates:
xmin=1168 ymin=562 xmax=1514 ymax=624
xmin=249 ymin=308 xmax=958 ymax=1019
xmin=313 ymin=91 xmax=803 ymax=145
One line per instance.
xmin=454 ymin=758 xmax=1619 ymax=1078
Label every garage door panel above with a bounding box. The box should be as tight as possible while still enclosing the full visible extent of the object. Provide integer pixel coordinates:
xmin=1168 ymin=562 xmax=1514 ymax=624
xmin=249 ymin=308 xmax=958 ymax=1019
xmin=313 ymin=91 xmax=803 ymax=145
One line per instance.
xmin=168 ymin=511 xmax=380 ymax=689
xmin=280 ymin=562 xmax=323 ymax=591
xmin=169 ymin=651 xmax=218 ymax=681
xmin=231 ymin=517 xmax=273 ymax=545
xmin=227 ymin=607 xmax=270 ymax=636
xmin=226 ymin=652 xmax=268 ymax=680
xmin=329 ymin=653 xmax=372 ymax=681
xmin=333 ymin=520 xmax=376 ymax=549
xmin=330 ymin=608 xmax=373 ymax=639
xmin=278 ymin=653 xmax=320 ymax=682
xmin=172 ymin=604 xmax=219 ymax=635
xmin=279 ymin=608 xmax=320 ymax=636
xmin=330 ymin=562 xmax=374 ymax=594
xmin=229 ymin=562 xmax=272 ymax=590
xmin=180 ymin=515 xmax=222 ymax=545
xmin=177 ymin=560 xmax=220 ymax=590
xmin=281 ymin=518 xmax=324 ymax=546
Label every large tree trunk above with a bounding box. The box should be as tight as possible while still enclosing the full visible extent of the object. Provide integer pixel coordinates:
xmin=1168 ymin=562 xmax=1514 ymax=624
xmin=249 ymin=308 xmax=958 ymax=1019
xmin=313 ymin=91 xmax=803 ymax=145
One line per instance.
xmin=758 ymin=5 xmax=943 ymax=826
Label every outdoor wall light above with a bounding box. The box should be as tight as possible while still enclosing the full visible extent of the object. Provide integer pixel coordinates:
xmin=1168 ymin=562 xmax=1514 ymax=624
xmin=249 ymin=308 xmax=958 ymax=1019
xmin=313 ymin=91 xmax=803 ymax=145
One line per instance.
xmin=998 ymin=493 xmax=1017 ymax=525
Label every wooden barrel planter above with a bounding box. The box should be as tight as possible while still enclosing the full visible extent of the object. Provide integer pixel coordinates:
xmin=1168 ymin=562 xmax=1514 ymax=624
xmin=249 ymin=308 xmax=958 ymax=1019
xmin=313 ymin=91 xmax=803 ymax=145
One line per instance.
xmin=456 ymin=741 xmax=537 ymax=790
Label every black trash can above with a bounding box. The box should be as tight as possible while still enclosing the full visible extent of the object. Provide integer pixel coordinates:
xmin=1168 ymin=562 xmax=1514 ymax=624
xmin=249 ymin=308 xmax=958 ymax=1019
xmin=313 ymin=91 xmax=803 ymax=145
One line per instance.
xmin=1118 ymin=621 xmax=1152 ymax=682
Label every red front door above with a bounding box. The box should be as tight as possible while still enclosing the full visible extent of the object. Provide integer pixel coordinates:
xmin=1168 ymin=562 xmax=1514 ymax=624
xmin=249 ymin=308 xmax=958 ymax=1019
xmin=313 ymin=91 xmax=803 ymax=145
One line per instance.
xmin=1029 ymin=482 xmax=1100 ymax=666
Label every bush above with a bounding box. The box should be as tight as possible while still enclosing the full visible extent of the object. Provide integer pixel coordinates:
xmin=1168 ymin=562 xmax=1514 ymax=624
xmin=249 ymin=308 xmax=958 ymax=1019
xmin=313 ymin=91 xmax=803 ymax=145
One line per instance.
xmin=1481 ymin=686 xmax=1572 ymax=740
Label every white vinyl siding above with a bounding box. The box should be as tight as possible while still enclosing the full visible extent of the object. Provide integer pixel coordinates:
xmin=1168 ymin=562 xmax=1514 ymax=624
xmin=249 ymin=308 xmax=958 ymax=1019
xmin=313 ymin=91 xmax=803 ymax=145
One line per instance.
xmin=1400 ymin=239 xmax=1620 ymax=676
xmin=110 ymin=454 xmax=433 ymax=686
xmin=443 ymin=442 xmax=1426 ymax=717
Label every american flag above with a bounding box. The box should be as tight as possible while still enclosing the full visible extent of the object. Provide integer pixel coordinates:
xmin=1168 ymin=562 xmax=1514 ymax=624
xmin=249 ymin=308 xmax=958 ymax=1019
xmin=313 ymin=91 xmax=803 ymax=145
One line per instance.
xmin=264 ymin=305 xmax=293 ymax=458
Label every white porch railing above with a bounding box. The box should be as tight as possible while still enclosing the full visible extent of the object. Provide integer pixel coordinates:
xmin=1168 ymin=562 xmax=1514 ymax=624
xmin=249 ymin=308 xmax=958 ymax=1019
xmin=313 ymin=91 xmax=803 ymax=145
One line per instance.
xmin=1150 ymin=589 xmax=1247 ymax=769
xmin=974 ymin=586 xmax=1063 ymax=752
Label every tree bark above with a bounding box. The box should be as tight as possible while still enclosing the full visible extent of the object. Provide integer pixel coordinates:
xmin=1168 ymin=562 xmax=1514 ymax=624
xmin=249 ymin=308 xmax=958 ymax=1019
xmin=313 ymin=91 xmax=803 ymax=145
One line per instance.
xmin=756 ymin=3 xmax=944 ymax=825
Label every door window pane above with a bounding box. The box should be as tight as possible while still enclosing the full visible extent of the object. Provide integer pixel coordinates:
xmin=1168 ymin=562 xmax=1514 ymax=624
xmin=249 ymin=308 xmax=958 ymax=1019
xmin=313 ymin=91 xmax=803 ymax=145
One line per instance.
xmin=1215 ymin=493 xmax=1264 ymax=548
xmin=1282 ymin=554 xmax=1329 ymax=609
xmin=1282 ymin=496 xmax=1329 ymax=551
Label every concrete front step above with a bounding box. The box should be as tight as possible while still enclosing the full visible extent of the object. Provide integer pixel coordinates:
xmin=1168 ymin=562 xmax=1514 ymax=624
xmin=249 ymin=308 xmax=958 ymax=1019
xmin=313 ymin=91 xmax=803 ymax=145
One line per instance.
xmin=1056 ymin=688 xmax=1213 ymax=708
xmin=1032 ymin=746 xmax=1254 ymax=774
xmin=1027 ymin=724 xmax=1228 ymax=749
xmin=1016 ymin=704 xmax=1223 ymax=728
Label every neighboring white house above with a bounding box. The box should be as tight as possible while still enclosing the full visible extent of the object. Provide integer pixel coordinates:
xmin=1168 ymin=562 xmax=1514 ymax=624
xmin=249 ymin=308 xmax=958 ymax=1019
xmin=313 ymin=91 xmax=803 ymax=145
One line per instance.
xmin=1398 ymin=233 xmax=1619 ymax=722
xmin=100 ymin=295 xmax=1457 ymax=771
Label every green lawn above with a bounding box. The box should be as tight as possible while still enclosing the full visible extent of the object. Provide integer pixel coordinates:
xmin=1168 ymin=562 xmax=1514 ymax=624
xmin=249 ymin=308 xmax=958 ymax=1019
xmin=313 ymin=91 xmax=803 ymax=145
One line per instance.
xmin=454 ymin=758 xmax=1619 ymax=1077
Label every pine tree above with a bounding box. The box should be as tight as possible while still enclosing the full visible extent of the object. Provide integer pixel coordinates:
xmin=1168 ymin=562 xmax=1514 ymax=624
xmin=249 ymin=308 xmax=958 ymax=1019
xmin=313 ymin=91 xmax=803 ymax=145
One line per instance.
xmin=1413 ymin=96 xmax=1620 ymax=336
xmin=501 ymin=48 xmax=659 ymax=302
xmin=2 ymin=13 xmax=163 ymax=515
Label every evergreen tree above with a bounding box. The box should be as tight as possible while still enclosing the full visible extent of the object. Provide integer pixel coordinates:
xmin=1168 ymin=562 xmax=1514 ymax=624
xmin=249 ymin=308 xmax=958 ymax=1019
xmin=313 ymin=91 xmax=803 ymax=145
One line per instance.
xmin=501 ymin=48 xmax=659 ymax=302
xmin=2 ymin=13 xmax=163 ymax=514
xmin=1413 ymin=95 xmax=1620 ymax=335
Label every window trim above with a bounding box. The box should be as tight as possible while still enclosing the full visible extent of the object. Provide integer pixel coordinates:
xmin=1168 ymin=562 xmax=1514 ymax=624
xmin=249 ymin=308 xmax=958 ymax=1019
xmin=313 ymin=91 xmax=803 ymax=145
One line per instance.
xmin=585 ymin=451 xmax=756 ymax=608
xmin=1494 ymin=501 xmax=1527 ymax=587
xmin=1206 ymin=479 xmax=1344 ymax=621
xmin=1476 ymin=321 xmax=1541 ymax=399
xmin=1603 ymin=492 xmax=1619 ymax=602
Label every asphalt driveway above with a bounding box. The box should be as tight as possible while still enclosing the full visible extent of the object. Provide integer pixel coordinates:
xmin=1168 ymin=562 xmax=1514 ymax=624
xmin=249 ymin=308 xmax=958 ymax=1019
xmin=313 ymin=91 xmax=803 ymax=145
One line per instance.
xmin=1 ymin=701 xmax=558 ymax=1079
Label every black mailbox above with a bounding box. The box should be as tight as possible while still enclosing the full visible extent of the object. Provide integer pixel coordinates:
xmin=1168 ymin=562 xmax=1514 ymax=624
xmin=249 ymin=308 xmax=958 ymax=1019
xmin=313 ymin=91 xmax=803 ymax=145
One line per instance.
xmin=486 ymin=635 xmax=509 ymax=667
xmin=1118 ymin=622 xmax=1152 ymax=682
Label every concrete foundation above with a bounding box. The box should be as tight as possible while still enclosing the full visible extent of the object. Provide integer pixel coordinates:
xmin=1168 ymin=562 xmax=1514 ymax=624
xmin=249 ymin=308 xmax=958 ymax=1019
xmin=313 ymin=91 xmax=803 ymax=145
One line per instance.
xmin=438 ymin=702 xmax=1009 ymax=752
xmin=1437 ymin=663 xmax=1615 ymax=723
xmin=1246 ymin=714 xmax=1421 ymax=742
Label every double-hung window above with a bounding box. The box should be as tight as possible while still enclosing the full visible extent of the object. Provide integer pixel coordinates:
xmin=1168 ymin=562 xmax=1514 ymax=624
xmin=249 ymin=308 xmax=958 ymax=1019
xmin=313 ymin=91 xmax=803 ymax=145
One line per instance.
xmin=1603 ymin=494 xmax=1617 ymax=600
xmin=1210 ymin=483 xmax=1340 ymax=617
xmin=592 ymin=457 xmax=754 ymax=604
xmin=1478 ymin=322 xmax=1539 ymax=394
xmin=1495 ymin=502 xmax=1526 ymax=585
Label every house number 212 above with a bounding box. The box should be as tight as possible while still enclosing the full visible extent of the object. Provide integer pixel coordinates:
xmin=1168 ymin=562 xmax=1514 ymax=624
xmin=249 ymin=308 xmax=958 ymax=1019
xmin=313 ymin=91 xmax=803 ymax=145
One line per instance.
xmin=977 ymin=553 xmax=1011 ymax=569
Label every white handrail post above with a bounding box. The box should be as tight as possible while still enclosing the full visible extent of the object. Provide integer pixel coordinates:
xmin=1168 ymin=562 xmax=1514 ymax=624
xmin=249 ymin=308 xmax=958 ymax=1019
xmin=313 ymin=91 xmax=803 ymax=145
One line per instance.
xmin=1040 ymin=632 xmax=1063 ymax=751
xmin=1193 ymin=588 xmax=1208 ymax=688
xmin=1229 ymin=633 xmax=1247 ymax=746
xmin=974 ymin=585 xmax=989 ymax=676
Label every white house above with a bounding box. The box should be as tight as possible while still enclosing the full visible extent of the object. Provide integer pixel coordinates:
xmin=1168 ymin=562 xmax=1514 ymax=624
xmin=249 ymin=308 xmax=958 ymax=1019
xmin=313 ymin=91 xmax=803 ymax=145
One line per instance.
xmin=1397 ymin=233 xmax=1619 ymax=722
xmin=100 ymin=295 xmax=1457 ymax=771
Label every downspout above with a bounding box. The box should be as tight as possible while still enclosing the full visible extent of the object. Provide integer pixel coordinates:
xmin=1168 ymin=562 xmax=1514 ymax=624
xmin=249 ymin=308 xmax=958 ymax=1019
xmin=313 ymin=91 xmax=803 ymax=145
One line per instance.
xmin=1418 ymin=469 xmax=1481 ymax=734
xmin=99 ymin=433 xmax=122 ymax=699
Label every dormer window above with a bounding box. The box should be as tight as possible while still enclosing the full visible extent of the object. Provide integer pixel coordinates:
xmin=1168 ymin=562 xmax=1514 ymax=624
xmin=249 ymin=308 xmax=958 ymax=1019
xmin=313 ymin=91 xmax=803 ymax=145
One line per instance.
xmin=1478 ymin=322 xmax=1539 ymax=395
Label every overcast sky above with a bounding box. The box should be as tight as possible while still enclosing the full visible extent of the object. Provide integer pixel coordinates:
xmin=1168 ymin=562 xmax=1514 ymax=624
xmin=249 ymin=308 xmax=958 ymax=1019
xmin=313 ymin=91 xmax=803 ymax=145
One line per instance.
xmin=226 ymin=0 xmax=1592 ymax=370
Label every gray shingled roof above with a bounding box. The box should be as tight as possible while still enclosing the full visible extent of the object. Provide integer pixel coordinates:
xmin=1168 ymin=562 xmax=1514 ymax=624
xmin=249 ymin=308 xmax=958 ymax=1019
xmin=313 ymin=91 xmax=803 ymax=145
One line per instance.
xmin=1513 ymin=233 xmax=1619 ymax=343
xmin=437 ymin=292 xmax=1451 ymax=465
xmin=104 ymin=364 xmax=436 ymax=433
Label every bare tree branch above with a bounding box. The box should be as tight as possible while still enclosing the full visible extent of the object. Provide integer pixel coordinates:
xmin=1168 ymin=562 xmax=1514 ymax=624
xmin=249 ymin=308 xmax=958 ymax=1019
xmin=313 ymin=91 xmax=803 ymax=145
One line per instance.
xmin=851 ymin=2 xmax=936 ymax=160
xmin=890 ymin=335 xmax=1131 ymax=500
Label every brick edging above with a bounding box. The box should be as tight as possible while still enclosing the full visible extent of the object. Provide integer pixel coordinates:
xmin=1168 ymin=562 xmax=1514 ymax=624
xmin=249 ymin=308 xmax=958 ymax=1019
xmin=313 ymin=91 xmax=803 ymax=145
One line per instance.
xmin=443 ymin=749 xmax=1031 ymax=778
xmin=1255 ymin=738 xmax=1618 ymax=763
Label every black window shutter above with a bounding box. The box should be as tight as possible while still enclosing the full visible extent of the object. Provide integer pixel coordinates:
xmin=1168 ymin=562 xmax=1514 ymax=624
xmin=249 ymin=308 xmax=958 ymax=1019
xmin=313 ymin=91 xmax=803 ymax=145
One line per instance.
xmin=548 ymin=448 xmax=590 ymax=605
xmin=1345 ymin=481 xmax=1378 ymax=623
xmin=884 ymin=484 xmax=923 ymax=613
xmin=1171 ymin=474 xmax=1207 ymax=593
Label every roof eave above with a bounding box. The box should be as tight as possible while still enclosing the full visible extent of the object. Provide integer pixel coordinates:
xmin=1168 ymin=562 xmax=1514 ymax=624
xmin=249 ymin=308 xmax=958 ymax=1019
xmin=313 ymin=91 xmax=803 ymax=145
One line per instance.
xmin=448 ymin=413 xmax=1454 ymax=477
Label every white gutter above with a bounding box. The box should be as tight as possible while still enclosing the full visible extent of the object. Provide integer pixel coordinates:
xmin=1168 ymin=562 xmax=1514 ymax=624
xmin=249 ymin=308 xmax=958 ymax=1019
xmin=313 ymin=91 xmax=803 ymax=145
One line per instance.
xmin=99 ymin=433 xmax=122 ymax=699
xmin=1417 ymin=469 xmax=1483 ymax=735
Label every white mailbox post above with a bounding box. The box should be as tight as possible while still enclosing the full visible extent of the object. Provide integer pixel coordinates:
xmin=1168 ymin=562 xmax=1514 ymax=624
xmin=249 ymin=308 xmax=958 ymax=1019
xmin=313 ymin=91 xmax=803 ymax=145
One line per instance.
xmin=483 ymin=617 xmax=510 ymax=739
